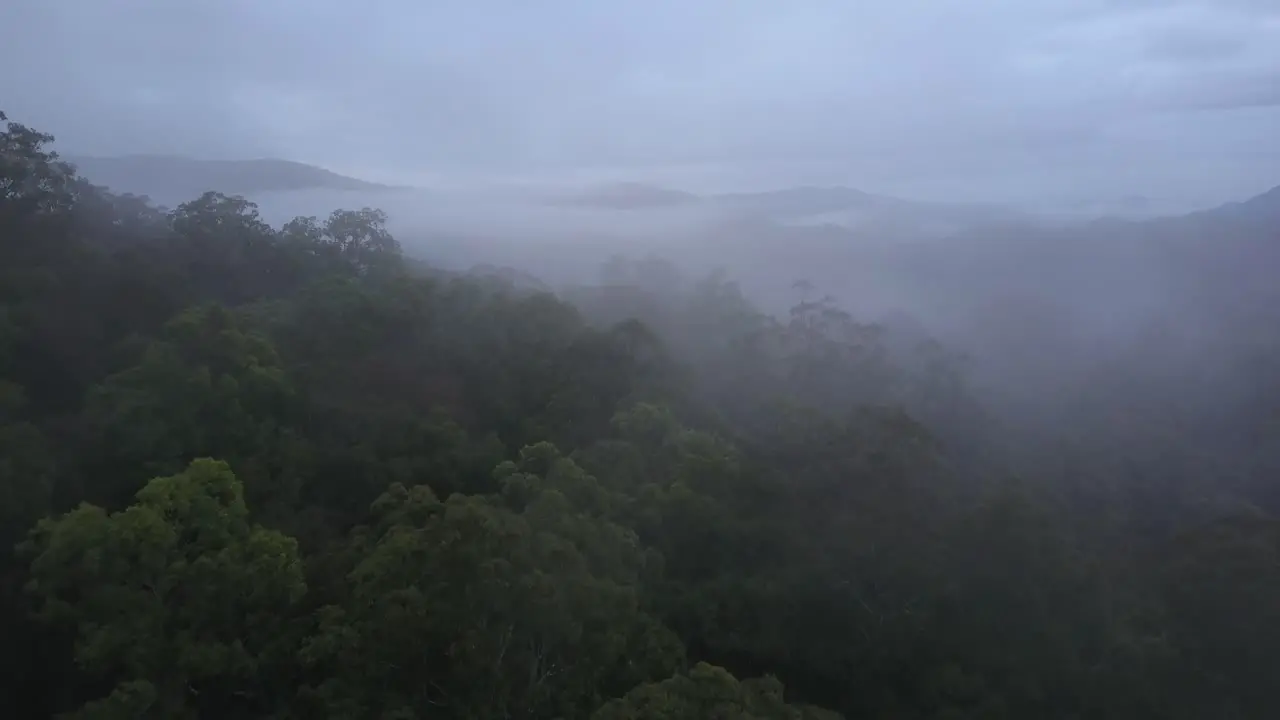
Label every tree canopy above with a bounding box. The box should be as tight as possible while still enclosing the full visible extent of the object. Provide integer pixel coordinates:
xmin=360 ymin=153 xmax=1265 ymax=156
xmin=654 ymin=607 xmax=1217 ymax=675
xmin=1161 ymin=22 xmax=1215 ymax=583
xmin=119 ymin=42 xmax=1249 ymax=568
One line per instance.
xmin=3 ymin=111 xmax=1279 ymax=719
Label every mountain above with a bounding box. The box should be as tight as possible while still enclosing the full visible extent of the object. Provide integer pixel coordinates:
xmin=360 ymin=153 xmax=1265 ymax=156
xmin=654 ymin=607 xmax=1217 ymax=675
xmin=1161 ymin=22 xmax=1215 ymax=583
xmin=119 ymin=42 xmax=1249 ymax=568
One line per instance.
xmin=546 ymin=182 xmax=1027 ymax=239
xmin=550 ymin=183 xmax=896 ymax=216
xmin=697 ymin=181 xmax=1280 ymax=333
xmin=1181 ymin=183 xmax=1280 ymax=228
xmin=68 ymin=154 xmax=397 ymax=206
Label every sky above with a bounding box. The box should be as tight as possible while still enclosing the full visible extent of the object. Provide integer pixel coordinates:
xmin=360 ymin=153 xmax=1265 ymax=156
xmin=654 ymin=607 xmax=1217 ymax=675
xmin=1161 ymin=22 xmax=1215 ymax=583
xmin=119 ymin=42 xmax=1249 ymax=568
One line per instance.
xmin=1 ymin=0 xmax=1277 ymax=205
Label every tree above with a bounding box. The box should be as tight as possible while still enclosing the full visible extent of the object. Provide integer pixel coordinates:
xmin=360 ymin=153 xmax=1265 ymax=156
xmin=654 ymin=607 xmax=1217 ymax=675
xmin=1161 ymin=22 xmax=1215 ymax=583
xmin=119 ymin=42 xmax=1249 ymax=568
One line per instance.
xmin=0 ymin=382 xmax=54 ymax=547
xmin=1160 ymin=512 xmax=1280 ymax=718
xmin=81 ymin=304 xmax=302 ymax=513
xmin=592 ymin=663 xmax=841 ymax=720
xmin=297 ymin=446 xmax=683 ymax=720
xmin=4 ymin=108 xmax=1280 ymax=719
xmin=280 ymin=208 xmax=404 ymax=280
xmin=0 ymin=110 xmax=78 ymax=216
xmin=22 ymin=459 xmax=306 ymax=719
xmin=320 ymin=207 xmax=402 ymax=274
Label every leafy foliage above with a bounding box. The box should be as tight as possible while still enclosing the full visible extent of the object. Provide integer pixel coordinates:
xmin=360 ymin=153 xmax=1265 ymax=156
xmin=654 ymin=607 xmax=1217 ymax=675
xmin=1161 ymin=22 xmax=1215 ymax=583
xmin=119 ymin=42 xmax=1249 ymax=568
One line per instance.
xmin=2 ymin=110 xmax=1278 ymax=719
xmin=22 ymin=459 xmax=305 ymax=718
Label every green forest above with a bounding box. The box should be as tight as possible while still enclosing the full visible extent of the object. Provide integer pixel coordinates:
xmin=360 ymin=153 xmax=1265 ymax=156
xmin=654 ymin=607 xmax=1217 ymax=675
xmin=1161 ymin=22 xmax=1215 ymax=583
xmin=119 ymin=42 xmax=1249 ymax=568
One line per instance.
xmin=3 ymin=111 xmax=1279 ymax=719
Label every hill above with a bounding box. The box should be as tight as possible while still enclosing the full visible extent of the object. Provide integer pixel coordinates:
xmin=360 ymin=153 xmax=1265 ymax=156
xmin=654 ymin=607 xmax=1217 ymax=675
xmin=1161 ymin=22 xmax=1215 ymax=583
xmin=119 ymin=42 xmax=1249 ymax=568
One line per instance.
xmin=1177 ymin=183 xmax=1280 ymax=229
xmin=68 ymin=154 xmax=397 ymax=205
xmin=546 ymin=182 xmax=1027 ymax=238
xmin=7 ymin=110 xmax=1280 ymax=720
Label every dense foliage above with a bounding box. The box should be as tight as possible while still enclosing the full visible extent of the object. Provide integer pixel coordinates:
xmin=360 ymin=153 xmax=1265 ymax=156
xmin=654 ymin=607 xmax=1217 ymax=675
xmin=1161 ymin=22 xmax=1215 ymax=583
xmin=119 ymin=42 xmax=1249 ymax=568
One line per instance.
xmin=3 ymin=111 xmax=1279 ymax=719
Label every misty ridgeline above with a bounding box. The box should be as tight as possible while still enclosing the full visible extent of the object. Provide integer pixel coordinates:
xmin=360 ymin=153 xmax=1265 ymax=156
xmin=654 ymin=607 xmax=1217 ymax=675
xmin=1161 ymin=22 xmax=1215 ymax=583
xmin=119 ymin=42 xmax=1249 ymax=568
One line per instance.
xmin=3 ymin=109 xmax=1280 ymax=720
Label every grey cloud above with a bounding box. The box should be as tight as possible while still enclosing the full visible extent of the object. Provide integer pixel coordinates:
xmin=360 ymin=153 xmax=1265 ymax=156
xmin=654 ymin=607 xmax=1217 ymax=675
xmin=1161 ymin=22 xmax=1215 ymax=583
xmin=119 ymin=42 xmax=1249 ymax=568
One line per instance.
xmin=1143 ymin=24 xmax=1251 ymax=62
xmin=1 ymin=0 xmax=1276 ymax=200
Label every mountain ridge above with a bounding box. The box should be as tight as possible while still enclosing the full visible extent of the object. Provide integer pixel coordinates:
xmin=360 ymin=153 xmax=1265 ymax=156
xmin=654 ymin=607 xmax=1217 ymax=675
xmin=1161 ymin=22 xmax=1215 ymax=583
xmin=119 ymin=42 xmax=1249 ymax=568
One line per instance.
xmin=68 ymin=154 xmax=401 ymax=204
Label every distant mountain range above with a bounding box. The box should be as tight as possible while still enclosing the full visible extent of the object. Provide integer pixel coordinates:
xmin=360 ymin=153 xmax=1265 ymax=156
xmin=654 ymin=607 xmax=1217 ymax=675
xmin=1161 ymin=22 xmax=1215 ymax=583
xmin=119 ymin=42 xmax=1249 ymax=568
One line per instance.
xmin=1178 ymin=182 xmax=1280 ymax=228
xmin=546 ymin=178 xmax=1280 ymax=241
xmin=66 ymin=153 xmax=1276 ymax=245
xmin=547 ymin=182 xmax=1030 ymax=239
xmin=642 ymin=179 xmax=1279 ymax=397
xmin=549 ymin=182 xmax=908 ymax=214
xmin=68 ymin=154 xmax=398 ymax=206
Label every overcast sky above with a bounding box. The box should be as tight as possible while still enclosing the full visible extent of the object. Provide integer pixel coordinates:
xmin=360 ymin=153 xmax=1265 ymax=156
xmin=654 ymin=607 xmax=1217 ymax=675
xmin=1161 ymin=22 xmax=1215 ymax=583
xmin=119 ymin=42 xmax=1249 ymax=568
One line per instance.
xmin=1 ymin=0 xmax=1277 ymax=203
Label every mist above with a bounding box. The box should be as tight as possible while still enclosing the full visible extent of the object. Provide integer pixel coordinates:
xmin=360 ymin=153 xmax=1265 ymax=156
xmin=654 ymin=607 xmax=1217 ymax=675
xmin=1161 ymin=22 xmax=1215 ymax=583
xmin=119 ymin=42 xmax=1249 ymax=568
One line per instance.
xmin=3 ymin=0 xmax=1280 ymax=718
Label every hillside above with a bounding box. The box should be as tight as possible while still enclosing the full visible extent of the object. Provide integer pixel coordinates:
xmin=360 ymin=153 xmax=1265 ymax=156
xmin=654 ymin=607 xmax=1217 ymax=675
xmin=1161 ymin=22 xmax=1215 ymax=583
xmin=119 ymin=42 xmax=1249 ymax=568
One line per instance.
xmin=68 ymin=154 xmax=397 ymax=205
xmin=6 ymin=111 xmax=1280 ymax=720
xmin=1176 ymin=182 xmax=1280 ymax=229
xmin=686 ymin=181 xmax=1279 ymax=358
xmin=547 ymin=182 xmax=1027 ymax=238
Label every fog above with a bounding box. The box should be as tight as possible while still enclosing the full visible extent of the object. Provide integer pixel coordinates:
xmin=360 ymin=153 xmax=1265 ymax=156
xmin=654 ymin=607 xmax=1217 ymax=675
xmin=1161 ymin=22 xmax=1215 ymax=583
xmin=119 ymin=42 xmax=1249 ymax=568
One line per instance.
xmin=5 ymin=2 xmax=1280 ymax=716
xmin=5 ymin=0 xmax=1276 ymax=306
xmin=4 ymin=0 xmax=1276 ymax=414
xmin=4 ymin=0 xmax=1278 ymax=200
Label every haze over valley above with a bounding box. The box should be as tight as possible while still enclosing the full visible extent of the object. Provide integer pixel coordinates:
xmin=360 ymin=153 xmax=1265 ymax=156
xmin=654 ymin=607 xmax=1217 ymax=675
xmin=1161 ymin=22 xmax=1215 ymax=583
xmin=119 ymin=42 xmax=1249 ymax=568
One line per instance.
xmin=3 ymin=1 xmax=1280 ymax=718
xmin=59 ymin=148 xmax=1280 ymax=355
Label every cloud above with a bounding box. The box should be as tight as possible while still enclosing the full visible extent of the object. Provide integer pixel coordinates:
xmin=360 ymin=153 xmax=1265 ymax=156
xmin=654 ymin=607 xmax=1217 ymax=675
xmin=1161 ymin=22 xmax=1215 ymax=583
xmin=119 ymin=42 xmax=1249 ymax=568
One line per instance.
xmin=1 ymin=0 xmax=1276 ymax=201
xmin=1143 ymin=24 xmax=1249 ymax=63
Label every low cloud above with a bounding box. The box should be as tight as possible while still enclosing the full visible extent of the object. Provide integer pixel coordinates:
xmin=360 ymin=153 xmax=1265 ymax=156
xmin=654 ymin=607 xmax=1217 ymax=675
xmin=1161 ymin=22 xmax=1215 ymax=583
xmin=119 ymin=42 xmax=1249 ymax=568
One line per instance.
xmin=1 ymin=0 xmax=1275 ymax=201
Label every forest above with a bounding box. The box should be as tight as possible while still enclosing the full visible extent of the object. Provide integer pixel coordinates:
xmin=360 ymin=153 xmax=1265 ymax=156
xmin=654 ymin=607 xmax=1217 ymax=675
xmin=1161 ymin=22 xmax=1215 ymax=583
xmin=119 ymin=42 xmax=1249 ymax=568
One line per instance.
xmin=3 ymin=110 xmax=1279 ymax=720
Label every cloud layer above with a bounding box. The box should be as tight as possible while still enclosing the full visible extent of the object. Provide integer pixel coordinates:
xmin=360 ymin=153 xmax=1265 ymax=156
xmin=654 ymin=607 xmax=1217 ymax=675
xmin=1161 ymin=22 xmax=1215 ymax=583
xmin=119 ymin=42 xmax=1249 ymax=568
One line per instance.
xmin=2 ymin=0 xmax=1276 ymax=202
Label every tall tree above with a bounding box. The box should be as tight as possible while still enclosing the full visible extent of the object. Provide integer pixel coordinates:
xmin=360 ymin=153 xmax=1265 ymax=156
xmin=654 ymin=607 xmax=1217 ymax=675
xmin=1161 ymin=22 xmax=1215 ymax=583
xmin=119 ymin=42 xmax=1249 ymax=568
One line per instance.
xmin=22 ymin=459 xmax=306 ymax=719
